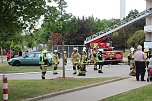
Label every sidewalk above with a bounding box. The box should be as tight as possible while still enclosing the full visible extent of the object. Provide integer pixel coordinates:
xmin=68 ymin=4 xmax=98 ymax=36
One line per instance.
xmin=37 ymin=77 xmax=151 ymax=101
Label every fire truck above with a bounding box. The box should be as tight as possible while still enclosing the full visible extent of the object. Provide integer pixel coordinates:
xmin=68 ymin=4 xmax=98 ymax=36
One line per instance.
xmin=84 ymin=8 xmax=152 ymax=64
xmin=85 ymin=34 xmax=123 ymax=64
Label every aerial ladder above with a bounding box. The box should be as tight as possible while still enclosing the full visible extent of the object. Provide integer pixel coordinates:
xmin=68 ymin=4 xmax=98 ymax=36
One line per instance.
xmin=84 ymin=8 xmax=152 ymax=64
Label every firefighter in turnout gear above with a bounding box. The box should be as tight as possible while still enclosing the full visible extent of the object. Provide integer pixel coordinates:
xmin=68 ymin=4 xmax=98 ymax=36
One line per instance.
xmin=78 ymin=50 xmax=87 ymax=76
xmin=39 ymin=50 xmax=48 ymax=79
xmin=129 ymin=47 xmax=136 ymax=76
xmin=128 ymin=47 xmax=135 ymax=65
xmin=71 ymin=48 xmax=80 ymax=74
xmin=144 ymin=46 xmax=150 ymax=67
xmin=92 ymin=47 xmax=98 ymax=70
xmin=96 ymin=49 xmax=104 ymax=73
xmin=53 ymin=50 xmax=59 ymax=74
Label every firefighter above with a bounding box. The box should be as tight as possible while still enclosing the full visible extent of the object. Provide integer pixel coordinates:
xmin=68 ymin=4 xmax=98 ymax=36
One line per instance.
xmin=52 ymin=50 xmax=59 ymax=74
xmin=64 ymin=51 xmax=67 ymax=65
xmin=144 ymin=46 xmax=150 ymax=67
xmin=92 ymin=47 xmax=98 ymax=70
xmin=129 ymin=48 xmax=136 ymax=76
xmin=128 ymin=47 xmax=135 ymax=65
xmin=78 ymin=50 xmax=87 ymax=76
xmin=71 ymin=48 xmax=80 ymax=74
xmin=39 ymin=50 xmax=48 ymax=79
xmin=96 ymin=49 xmax=104 ymax=73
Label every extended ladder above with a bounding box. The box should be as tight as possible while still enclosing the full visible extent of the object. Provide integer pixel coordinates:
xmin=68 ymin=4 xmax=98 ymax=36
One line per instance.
xmin=84 ymin=8 xmax=152 ymax=44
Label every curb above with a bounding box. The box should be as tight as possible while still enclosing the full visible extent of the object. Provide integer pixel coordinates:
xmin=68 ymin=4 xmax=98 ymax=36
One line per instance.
xmin=23 ymin=76 xmax=130 ymax=101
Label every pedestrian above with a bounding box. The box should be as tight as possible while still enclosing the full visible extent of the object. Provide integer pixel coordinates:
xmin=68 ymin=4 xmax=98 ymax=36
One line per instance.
xmin=52 ymin=50 xmax=59 ymax=74
xmin=78 ymin=50 xmax=87 ymax=76
xmin=96 ymin=49 xmax=104 ymax=73
xmin=18 ymin=51 xmax=22 ymax=56
xmin=133 ymin=45 xmax=147 ymax=81
xmin=64 ymin=51 xmax=67 ymax=65
xmin=6 ymin=50 xmax=11 ymax=61
xmin=39 ymin=50 xmax=48 ymax=79
xmin=71 ymin=48 xmax=80 ymax=74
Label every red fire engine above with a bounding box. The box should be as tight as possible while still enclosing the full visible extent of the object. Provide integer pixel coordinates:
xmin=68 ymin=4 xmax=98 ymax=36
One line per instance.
xmin=85 ymin=35 xmax=123 ymax=64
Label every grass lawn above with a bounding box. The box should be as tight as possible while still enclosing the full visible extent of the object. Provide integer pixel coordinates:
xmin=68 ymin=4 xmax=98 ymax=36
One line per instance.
xmin=0 ymin=62 xmax=56 ymax=73
xmin=0 ymin=77 xmax=116 ymax=101
xmin=102 ymin=84 xmax=152 ymax=101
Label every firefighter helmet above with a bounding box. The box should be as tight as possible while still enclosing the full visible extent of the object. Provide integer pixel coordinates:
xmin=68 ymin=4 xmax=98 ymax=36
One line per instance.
xmin=73 ymin=48 xmax=77 ymax=51
xmin=42 ymin=50 xmax=47 ymax=54
xmin=54 ymin=50 xmax=58 ymax=53
xmin=98 ymin=49 xmax=103 ymax=52
xmin=64 ymin=51 xmax=66 ymax=54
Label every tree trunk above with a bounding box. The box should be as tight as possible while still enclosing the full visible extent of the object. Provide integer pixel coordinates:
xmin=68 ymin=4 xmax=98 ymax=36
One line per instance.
xmin=62 ymin=38 xmax=65 ymax=78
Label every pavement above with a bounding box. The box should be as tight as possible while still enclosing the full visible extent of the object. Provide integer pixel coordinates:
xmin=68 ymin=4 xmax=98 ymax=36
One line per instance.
xmin=1 ymin=58 xmax=152 ymax=101
xmin=37 ymin=77 xmax=150 ymax=101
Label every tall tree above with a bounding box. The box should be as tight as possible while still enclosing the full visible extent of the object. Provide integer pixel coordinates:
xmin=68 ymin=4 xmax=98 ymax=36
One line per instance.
xmin=0 ymin=0 xmax=53 ymax=49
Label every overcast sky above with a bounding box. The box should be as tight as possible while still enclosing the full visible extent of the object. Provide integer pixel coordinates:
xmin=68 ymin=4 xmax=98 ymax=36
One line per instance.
xmin=65 ymin=0 xmax=146 ymax=20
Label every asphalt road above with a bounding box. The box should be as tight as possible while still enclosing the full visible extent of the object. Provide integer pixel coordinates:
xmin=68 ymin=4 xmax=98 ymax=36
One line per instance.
xmin=0 ymin=58 xmax=130 ymax=80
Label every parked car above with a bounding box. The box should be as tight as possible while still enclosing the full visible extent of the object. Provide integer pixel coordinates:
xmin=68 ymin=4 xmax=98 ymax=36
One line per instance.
xmin=8 ymin=51 xmax=52 ymax=66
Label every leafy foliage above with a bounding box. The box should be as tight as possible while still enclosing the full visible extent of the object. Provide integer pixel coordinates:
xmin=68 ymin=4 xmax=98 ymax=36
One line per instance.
xmin=0 ymin=0 xmax=53 ymax=50
xmin=127 ymin=30 xmax=145 ymax=47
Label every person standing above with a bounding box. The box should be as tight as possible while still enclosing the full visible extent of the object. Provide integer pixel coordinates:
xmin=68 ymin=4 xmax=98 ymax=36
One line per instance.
xmin=144 ymin=46 xmax=150 ymax=67
xmin=96 ymin=49 xmax=104 ymax=73
xmin=133 ymin=45 xmax=147 ymax=81
xmin=128 ymin=47 xmax=135 ymax=65
xmin=39 ymin=50 xmax=48 ymax=79
xmin=52 ymin=50 xmax=59 ymax=74
xmin=129 ymin=49 xmax=136 ymax=76
xmin=92 ymin=47 xmax=98 ymax=70
xmin=6 ymin=50 xmax=11 ymax=61
xmin=71 ymin=48 xmax=80 ymax=74
xmin=78 ymin=50 xmax=87 ymax=76
xmin=64 ymin=51 xmax=67 ymax=65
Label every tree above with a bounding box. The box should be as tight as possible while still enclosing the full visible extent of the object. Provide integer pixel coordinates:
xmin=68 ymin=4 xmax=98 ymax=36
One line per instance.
xmin=127 ymin=30 xmax=145 ymax=48
xmin=111 ymin=9 xmax=145 ymax=50
xmin=0 ymin=0 xmax=55 ymax=50
xmin=42 ymin=0 xmax=77 ymax=77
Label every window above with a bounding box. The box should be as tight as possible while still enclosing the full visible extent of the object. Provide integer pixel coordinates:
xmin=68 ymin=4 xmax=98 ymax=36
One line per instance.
xmin=35 ymin=53 xmax=40 ymax=58
xmin=28 ymin=53 xmax=34 ymax=58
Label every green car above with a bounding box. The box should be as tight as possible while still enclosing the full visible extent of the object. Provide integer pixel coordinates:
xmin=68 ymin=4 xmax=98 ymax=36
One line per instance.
xmin=8 ymin=52 xmax=52 ymax=66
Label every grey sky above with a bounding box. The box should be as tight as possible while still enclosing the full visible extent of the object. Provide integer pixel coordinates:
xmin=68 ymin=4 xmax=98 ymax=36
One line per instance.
xmin=65 ymin=0 xmax=146 ymax=19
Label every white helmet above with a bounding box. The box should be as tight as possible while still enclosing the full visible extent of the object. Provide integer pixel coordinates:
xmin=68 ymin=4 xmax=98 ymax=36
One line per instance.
xmin=98 ymin=49 xmax=103 ymax=52
xmin=42 ymin=50 xmax=47 ymax=54
xmin=144 ymin=46 xmax=149 ymax=51
xmin=64 ymin=51 xmax=66 ymax=53
xmin=54 ymin=50 xmax=58 ymax=53
xmin=83 ymin=47 xmax=86 ymax=51
xmin=130 ymin=47 xmax=135 ymax=52
xmin=73 ymin=48 xmax=77 ymax=51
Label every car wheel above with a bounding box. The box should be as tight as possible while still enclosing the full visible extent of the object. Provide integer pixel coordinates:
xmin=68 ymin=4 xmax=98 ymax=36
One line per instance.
xmin=13 ymin=61 xmax=21 ymax=66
